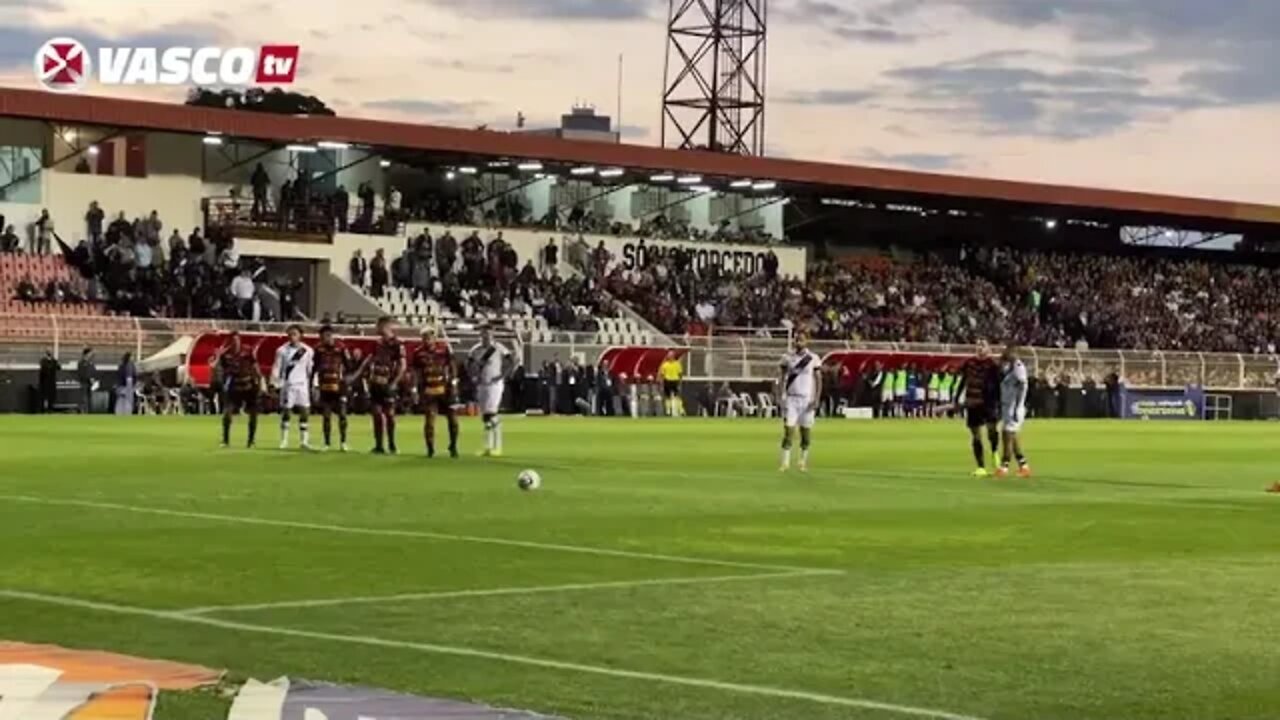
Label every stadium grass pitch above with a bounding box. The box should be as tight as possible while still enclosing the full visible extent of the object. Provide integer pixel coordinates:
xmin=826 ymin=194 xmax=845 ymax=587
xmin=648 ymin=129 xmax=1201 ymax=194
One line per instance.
xmin=1 ymin=414 xmax=1278 ymax=720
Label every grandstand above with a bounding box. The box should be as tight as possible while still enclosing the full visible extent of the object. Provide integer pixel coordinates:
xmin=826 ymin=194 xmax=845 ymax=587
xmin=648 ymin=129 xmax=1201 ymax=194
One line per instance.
xmin=1 ymin=86 xmax=1278 ymax=416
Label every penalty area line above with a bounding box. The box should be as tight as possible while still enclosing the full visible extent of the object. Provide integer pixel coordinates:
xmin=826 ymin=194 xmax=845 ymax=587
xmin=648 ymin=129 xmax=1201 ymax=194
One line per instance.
xmin=0 ymin=589 xmax=988 ymax=720
xmin=0 ymin=494 xmax=833 ymax=575
xmin=176 ymin=569 xmax=838 ymax=615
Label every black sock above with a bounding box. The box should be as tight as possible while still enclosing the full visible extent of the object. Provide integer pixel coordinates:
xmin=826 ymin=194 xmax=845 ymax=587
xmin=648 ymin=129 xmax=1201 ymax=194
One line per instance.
xmin=323 ymin=417 xmax=332 ymax=445
xmin=971 ymin=438 xmax=984 ymax=467
xmin=387 ymin=417 xmax=397 ymax=451
xmin=447 ymin=417 xmax=459 ymax=451
xmin=247 ymin=415 xmax=258 ymax=445
xmin=339 ymin=416 xmax=348 ymax=443
xmin=222 ymin=416 xmax=231 ymax=444
xmin=987 ymin=430 xmax=999 ymax=455
xmin=1016 ymin=452 xmax=1027 ymax=467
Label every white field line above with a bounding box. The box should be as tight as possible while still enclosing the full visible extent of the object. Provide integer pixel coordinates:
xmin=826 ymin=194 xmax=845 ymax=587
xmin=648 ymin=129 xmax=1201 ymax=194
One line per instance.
xmin=0 ymin=494 xmax=831 ymax=574
xmin=0 ymin=589 xmax=988 ymax=720
xmin=177 ymin=569 xmax=837 ymax=616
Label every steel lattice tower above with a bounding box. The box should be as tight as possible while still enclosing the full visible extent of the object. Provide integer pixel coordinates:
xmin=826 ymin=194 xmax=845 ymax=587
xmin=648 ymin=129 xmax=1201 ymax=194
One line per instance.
xmin=661 ymin=0 xmax=768 ymax=156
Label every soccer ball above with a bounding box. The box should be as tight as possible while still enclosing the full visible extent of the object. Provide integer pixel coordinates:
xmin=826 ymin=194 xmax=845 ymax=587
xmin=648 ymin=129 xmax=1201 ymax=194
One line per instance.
xmin=516 ymin=469 xmax=542 ymax=491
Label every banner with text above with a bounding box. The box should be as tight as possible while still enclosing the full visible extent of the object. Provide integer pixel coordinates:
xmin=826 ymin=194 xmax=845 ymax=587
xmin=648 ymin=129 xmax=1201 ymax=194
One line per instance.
xmin=398 ymin=225 xmax=808 ymax=278
xmin=1120 ymin=385 xmax=1205 ymax=420
xmin=603 ymin=237 xmax=806 ymax=278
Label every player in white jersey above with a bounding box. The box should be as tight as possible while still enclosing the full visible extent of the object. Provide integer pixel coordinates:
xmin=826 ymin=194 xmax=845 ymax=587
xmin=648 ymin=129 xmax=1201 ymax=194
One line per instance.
xmin=778 ymin=332 xmax=823 ymax=472
xmin=996 ymin=344 xmax=1031 ymax=477
xmin=271 ymin=325 xmax=314 ymax=450
xmin=467 ymin=324 xmax=511 ymax=457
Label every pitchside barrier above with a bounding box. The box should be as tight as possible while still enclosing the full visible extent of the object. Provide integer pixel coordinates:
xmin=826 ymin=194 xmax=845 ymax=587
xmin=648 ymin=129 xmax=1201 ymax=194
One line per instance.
xmin=1 ymin=314 xmax=1278 ymax=417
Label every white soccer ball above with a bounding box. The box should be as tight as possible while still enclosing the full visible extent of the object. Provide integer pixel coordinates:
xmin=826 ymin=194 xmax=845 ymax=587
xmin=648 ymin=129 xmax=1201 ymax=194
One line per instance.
xmin=516 ymin=469 xmax=542 ymax=491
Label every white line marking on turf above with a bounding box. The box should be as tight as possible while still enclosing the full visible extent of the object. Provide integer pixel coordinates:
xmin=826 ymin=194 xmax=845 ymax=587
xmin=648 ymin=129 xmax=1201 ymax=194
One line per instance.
xmin=0 ymin=589 xmax=988 ymax=720
xmin=176 ymin=569 xmax=836 ymax=615
xmin=0 ymin=494 xmax=833 ymax=574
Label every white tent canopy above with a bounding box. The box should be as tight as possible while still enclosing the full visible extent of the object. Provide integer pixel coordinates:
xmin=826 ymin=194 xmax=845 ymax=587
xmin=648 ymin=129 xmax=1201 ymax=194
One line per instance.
xmin=138 ymin=335 xmax=193 ymax=375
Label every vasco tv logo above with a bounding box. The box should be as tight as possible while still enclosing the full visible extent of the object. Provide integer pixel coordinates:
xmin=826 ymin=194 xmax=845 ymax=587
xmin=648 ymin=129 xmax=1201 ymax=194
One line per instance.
xmin=34 ymin=38 xmax=91 ymax=93
xmin=35 ymin=37 xmax=299 ymax=92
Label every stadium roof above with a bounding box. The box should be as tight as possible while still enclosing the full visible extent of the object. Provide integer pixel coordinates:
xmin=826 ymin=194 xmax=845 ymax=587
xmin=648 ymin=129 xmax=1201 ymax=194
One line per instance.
xmin=3 ymin=86 xmax=1278 ymax=230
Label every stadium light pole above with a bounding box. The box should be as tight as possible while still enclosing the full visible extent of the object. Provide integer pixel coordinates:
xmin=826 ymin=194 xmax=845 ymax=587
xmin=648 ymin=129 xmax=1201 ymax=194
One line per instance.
xmin=661 ymin=0 xmax=768 ymax=156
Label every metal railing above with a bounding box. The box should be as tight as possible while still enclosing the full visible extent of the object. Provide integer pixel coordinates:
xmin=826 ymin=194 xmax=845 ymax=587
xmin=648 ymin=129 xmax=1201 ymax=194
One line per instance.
xmin=2 ymin=312 xmax=1277 ymax=389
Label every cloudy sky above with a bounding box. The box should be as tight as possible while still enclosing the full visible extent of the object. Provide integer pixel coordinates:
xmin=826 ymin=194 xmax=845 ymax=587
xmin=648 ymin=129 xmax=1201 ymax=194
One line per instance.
xmin=2 ymin=0 xmax=1278 ymax=204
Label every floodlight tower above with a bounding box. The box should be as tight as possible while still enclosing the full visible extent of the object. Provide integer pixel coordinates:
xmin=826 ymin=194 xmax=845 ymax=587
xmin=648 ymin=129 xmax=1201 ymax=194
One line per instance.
xmin=661 ymin=0 xmax=768 ymax=156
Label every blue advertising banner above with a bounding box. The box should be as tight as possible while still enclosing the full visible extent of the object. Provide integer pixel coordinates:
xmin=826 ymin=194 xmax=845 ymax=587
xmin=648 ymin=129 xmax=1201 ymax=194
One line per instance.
xmin=1120 ymin=385 xmax=1205 ymax=420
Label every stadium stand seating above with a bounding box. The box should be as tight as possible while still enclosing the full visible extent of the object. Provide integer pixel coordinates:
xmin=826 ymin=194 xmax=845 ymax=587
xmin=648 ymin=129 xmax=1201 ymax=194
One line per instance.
xmin=364 ymin=285 xmax=655 ymax=345
xmin=350 ymin=230 xmax=656 ymax=344
xmin=0 ymin=254 xmax=104 ymax=316
xmin=594 ymin=244 xmax=1280 ymax=354
xmin=6 ymin=191 xmax=1273 ymax=357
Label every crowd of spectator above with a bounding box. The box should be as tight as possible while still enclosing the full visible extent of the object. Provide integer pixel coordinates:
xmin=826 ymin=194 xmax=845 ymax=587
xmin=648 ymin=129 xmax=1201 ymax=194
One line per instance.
xmin=591 ymin=241 xmax=1280 ymax=354
xmin=973 ymin=246 xmax=1280 ymax=354
xmin=4 ymin=201 xmax=303 ymax=322
xmin=231 ymin=163 xmax=401 ymax=236
xmin=353 ymin=229 xmax=618 ymax=331
xmin=9 ymin=190 xmax=1279 ymax=355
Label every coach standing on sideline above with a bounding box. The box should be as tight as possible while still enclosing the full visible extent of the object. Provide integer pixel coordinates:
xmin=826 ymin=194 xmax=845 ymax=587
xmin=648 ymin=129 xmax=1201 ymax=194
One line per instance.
xmin=115 ymin=352 xmax=137 ymax=415
xmin=77 ymin=347 xmax=95 ymax=413
xmin=38 ymin=350 xmax=60 ymax=413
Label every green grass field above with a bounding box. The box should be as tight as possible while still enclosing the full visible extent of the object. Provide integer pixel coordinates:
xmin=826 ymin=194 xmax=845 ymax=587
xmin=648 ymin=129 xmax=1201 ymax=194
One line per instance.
xmin=2 ymin=415 xmax=1278 ymax=720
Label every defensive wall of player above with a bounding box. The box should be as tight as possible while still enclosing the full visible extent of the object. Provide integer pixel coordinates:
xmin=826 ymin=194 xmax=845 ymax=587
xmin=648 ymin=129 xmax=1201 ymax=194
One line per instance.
xmin=188 ymin=331 xmax=688 ymax=383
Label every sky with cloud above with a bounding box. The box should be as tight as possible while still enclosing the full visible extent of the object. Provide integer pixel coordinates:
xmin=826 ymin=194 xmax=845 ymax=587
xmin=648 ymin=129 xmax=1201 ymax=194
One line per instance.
xmin=1 ymin=0 xmax=1277 ymax=203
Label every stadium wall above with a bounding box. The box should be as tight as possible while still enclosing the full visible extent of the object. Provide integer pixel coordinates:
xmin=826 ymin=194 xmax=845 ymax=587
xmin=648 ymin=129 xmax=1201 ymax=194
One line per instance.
xmin=45 ymin=170 xmax=205 ymax=242
xmin=314 ymin=268 xmax=386 ymax=318
xmin=0 ymin=201 xmax=45 ymax=246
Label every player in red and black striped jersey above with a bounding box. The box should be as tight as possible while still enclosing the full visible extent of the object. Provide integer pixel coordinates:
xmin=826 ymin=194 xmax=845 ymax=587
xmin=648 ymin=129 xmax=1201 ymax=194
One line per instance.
xmin=355 ymin=316 xmax=406 ymax=454
xmin=312 ymin=324 xmax=352 ymax=452
xmin=412 ymin=325 xmax=459 ymax=458
xmin=216 ymin=332 xmax=261 ymax=448
xmin=956 ymin=340 xmax=1002 ymax=476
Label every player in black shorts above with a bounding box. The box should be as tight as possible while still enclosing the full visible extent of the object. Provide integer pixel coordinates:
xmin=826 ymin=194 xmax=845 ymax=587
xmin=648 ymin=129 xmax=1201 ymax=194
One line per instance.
xmin=957 ymin=340 xmax=1002 ymax=476
xmin=217 ymin=332 xmax=261 ymax=448
xmin=312 ymin=324 xmax=351 ymax=452
xmin=355 ymin=316 xmax=406 ymax=454
xmin=413 ymin=326 xmax=460 ymax=458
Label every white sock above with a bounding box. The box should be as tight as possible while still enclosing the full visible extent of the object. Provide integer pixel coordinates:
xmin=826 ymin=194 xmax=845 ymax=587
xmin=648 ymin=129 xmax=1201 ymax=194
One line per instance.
xmin=484 ymin=422 xmax=494 ymax=451
xmin=800 ymin=448 xmax=809 ymax=465
xmin=494 ymin=419 xmax=503 ymax=451
xmin=280 ymin=424 xmax=289 ymax=445
xmin=300 ymin=425 xmax=309 ymax=445
xmin=780 ymin=448 xmax=791 ymax=467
